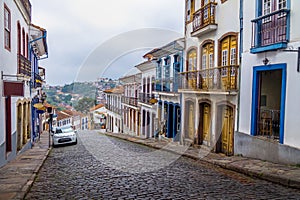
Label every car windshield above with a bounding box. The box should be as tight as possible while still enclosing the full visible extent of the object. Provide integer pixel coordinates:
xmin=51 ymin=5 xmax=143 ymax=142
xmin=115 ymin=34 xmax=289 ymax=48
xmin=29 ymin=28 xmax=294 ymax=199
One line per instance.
xmin=55 ymin=127 xmax=74 ymax=134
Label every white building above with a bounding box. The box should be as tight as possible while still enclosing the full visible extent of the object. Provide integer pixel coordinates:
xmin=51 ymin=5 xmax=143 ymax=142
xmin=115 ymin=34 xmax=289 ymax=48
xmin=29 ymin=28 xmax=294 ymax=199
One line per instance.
xmin=104 ymin=86 xmax=124 ymax=133
xmin=119 ymin=71 xmax=142 ymax=137
xmin=180 ymin=0 xmax=240 ymax=155
xmin=90 ymin=104 xmax=107 ymax=129
xmin=236 ymin=0 xmax=300 ymax=164
xmin=0 ymin=0 xmax=48 ymax=167
xmin=135 ymin=60 xmax=156 ymax=138
xmin=143 ymin=38 xmax=184 ymax=141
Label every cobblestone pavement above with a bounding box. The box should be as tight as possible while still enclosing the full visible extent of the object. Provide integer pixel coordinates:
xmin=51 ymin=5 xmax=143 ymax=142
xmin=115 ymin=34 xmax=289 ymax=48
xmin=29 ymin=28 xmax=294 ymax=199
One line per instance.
xmin=26 ymin=130 xmax=300 ymax=200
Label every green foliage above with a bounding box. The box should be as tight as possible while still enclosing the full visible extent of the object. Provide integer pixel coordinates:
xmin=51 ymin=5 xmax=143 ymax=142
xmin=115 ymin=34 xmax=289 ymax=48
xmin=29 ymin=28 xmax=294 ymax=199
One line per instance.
xmin=74 ymin=97 xmax=96 ymax=113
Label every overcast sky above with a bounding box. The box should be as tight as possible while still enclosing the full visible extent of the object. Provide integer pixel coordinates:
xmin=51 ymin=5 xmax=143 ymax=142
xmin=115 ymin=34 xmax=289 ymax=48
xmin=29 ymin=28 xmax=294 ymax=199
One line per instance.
xmin=30 ymin=0 xmax=185 ymax=85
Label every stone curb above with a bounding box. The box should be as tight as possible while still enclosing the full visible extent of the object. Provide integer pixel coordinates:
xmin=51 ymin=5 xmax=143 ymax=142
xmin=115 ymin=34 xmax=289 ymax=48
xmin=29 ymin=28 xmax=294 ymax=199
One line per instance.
xmin=102 ymin=132 xmax=300 ymax=190
xmin=20 ymin=148 xmax=52 ymax=200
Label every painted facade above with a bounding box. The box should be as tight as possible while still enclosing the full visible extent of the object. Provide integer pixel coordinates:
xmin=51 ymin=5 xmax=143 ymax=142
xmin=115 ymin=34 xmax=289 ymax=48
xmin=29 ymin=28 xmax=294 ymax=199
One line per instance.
xmin=0 ymin=0 xmax=48 ymax=167
xmin=180 ymin=0 xmax=240 ymax=155
xmin=90 ymin=104 xmax=106 ymax=129
xmin=136 ymin=60 xmax=156 ymax=139
xmin=236 ymin=0 xmax=300 ymax=164
xmin=144 ymin=39 xmax=184 ymax=141
xmin=105 ymin=87 xmax=124 ymax=134
xmin=119 ymin=71 xmax=141 ymax=137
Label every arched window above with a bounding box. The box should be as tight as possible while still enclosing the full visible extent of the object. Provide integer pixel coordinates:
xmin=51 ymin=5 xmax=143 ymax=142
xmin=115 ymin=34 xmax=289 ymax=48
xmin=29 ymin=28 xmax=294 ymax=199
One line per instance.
xmin=187 ymin=49 xmax=197 ymax=71
xmin=22 ymin=28 xmax=25 ymax=56
xmin=17 ymin=22 xmax=21 ymax=55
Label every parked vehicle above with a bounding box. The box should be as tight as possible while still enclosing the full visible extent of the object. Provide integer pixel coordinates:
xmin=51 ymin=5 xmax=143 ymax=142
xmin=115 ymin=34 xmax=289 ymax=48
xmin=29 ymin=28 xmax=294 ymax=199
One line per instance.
xmin=52 ymin=125 xmax=77 ymax=147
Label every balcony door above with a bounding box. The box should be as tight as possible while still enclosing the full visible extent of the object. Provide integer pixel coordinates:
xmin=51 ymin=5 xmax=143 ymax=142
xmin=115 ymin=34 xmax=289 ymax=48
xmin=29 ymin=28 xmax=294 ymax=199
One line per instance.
xmin=201 ymin=42 xmax=214 ymax=89
xmin=220 ymin=35 xmax=237 ymax=90
xmin=187 ymin=49 xmax=197 ymax=88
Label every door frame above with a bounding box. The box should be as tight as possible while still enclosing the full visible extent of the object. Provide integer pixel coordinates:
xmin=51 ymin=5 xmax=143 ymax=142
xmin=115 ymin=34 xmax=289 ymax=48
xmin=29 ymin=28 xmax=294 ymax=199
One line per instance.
xmin=250 ymin=63 xmax=286 ymax=144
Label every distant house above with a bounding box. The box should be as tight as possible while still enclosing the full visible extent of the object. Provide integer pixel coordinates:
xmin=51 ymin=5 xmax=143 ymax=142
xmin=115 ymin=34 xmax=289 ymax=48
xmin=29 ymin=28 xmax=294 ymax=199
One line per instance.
xmin=90 ymin=104 xmax=107 ymax=129
xmin=56 ymin=111 xmax=73 ymax=127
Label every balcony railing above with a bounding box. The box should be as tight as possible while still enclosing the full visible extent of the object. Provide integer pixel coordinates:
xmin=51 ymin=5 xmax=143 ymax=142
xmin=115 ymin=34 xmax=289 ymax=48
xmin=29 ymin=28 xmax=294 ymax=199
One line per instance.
xmin=122 ymin=96 xmax=138 ymax=107
xmin=192 ymin=2 xmax=217 ymax=33
xmin=251 ymin=9 xmax=289 ymax=52
xmin=18 ymin=54 xmax=31 ymax=77
xmin=139 ymin=93 xmax=155 ymax=105
xmin=34 ymin=73 xmax=42 ymax=88
xmin=256 ymin=108 xmax=280 ymax=141
xmin=179 ymin=65 xmax=239 ymax=91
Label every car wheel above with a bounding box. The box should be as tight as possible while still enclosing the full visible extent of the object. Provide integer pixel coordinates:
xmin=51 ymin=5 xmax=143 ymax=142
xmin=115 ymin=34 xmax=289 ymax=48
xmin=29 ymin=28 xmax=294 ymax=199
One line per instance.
xmin=74 ymin=139 xmax=77 ymax=145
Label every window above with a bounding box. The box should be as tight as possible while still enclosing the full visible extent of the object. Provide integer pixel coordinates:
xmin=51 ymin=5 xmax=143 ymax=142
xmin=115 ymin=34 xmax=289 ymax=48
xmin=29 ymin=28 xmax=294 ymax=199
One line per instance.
xmin=22 ymin=29 xmax=25 ymax=56
xmin=187 ymin=49 xmax=197 ymax=71
xmin=222 ymin=50 xmax=228 ymax=66
xmin=186 ymin=0 xmax=195 ymax=22
xmin=278 ymin=0 xmax=286 ymax=9
xmin=4 ymin=5 xmax=11 ymax=50
xmin=230 ymin=48 xmax=236 ymax=65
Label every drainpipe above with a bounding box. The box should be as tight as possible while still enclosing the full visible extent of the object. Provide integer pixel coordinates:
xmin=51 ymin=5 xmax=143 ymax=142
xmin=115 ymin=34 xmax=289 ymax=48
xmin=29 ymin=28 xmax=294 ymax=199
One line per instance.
xmin=237 ymin=0 xmax=244 ymax=132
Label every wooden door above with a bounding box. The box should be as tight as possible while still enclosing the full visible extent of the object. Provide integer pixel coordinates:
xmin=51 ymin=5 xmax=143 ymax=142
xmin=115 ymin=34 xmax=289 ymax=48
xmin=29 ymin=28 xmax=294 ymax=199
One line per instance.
xmin=221 ymin=106 xmax=234 ymax=155
xmin=188 ymin=103 xmax=195 ymax=140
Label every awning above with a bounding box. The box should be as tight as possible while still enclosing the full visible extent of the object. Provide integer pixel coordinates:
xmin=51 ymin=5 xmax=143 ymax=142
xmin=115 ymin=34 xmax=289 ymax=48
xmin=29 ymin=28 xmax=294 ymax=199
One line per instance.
xmin=3 ymin=81 xmax=24 ymax=97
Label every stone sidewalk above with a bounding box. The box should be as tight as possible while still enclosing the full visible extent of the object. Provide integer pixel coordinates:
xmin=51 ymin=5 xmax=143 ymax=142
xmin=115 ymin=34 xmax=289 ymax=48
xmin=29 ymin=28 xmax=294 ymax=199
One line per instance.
xmin=0 ymin=132 xmax=51 ymax=200
xmin=103 ymin=131 xmax=300 ymax=189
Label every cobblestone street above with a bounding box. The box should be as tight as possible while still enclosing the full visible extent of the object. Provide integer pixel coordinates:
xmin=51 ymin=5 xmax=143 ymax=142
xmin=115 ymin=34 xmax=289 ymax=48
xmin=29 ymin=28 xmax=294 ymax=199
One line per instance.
xmin=26 ymin=131 xmax=300 ymax=199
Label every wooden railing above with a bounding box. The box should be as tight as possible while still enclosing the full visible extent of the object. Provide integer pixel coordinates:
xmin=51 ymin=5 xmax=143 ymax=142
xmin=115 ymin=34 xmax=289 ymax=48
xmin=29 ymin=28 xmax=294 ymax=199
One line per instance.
xmin=251 ymin=9 xmax=289 ymax=48
xmin=179 ymin=65 xmax=239 ymax=91
xmin=18 ymin=54 xmax=31 ymax=77
xmin=192 ymin=2 xmax=217 ymax=32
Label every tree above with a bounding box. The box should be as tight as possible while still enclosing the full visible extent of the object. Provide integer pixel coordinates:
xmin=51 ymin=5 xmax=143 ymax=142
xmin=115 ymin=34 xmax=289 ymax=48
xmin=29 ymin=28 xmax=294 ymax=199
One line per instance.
xmin=74 ymin=97 xmax=96 ymax=113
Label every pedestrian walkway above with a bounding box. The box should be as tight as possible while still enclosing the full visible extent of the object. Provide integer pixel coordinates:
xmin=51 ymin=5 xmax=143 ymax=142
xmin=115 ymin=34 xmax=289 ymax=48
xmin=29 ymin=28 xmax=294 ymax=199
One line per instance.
xmin=0 ymin=132 xmax=51 ymax=200
xmin=103 ymin=131 xmax=300 ymax=189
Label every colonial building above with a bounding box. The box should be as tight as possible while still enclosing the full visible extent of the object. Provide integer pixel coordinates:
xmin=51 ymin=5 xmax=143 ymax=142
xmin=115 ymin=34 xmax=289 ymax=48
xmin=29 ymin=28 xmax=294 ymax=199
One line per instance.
xmin=105 ymin=86 xmax=124 ymax=133
xmin=135 ymin=60 xmax=156 ymax=138
xmin=119 ymin=71 xmax=142 ymax=137
xmin=0 ymin=0 xmax=48 ymax=167
xmin=144 ymin=38 xmax=184 ymax=141
xmin=236 ymin=0 xmax=300 ymax=164
xmin=180 ymin=0 xmax=240 ymax=155
xmin=90 ymin=104 xmax=106 ymax=130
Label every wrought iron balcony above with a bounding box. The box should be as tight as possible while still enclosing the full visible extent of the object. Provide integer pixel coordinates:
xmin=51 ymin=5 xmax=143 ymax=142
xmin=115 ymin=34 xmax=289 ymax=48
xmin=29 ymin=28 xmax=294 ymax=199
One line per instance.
xmin=18 ymin=54 xmax=31 ymax=77
xmin=139 ymin=93 xmax=155 ymax=105
xmin=192 ymin=2 xmax=217 ymax=37
xmin=122 ymin=96 xmax=138 ymax=107
xmin=179 ymin=65 xmax=239 ymax=92
xmin=251 ymin=9 xmax=290 ymax=53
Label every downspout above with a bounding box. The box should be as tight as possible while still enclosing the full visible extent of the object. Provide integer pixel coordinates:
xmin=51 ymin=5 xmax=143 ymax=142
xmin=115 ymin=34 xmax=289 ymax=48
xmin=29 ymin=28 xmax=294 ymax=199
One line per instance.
xmin=237 ymin=0 xmax=244 ymax=132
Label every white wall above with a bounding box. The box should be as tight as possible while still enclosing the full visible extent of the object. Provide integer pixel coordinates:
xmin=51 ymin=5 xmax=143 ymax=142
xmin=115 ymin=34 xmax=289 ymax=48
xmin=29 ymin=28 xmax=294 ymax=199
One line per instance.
xmin=0 ymin=0 xmax=31 ymax=144
xmin=239 ymin=0 xmax=300 ymax=148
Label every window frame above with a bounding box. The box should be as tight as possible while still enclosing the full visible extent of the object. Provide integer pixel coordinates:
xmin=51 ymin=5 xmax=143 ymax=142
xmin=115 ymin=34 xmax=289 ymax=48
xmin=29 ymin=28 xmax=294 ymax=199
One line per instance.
xmin=4 ymin=4 xmax=11 ymax=51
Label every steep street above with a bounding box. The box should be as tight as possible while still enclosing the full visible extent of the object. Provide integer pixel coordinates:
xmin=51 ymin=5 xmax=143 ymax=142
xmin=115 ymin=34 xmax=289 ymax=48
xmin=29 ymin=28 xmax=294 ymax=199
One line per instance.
xmin=25 ymin=131 xmax=300 ymax=199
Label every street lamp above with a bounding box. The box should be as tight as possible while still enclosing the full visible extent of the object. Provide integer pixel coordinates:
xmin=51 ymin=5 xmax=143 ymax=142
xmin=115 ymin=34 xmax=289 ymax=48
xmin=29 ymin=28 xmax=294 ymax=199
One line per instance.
xmin=47 ymin=106 xmax=53 ymax=148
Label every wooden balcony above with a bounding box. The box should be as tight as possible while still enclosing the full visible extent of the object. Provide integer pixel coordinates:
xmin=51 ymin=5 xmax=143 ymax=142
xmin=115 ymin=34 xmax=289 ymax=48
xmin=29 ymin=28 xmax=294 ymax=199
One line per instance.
xmin=18 ymin=54 xmax=31 ymax=77
xmin=179 ymin=65 xmax=239 ymax=92
xmin=191 ymin=2 xmax=217 ymax=37
xmin=251 ymin=9 xmax=290 ymax=53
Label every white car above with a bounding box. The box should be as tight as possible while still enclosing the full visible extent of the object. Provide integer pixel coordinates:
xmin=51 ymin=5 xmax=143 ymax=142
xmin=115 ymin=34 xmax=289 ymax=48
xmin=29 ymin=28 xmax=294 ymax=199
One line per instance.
xmin=52 ymin=125 xmax=77 ymax=147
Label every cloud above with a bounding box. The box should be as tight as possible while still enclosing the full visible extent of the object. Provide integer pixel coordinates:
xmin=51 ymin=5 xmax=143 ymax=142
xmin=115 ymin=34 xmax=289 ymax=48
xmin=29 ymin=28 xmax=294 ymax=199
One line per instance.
xmin=30 ymin=0 xmax=184 ymax=85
